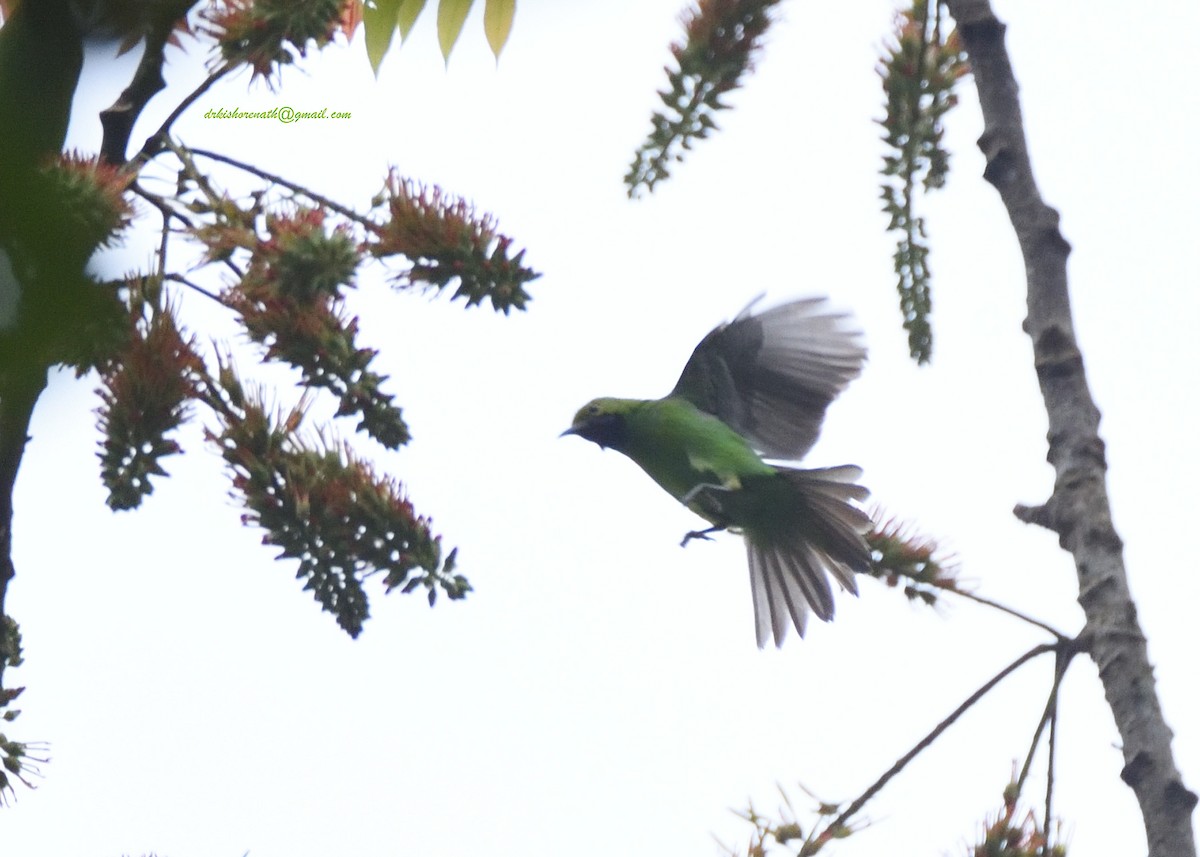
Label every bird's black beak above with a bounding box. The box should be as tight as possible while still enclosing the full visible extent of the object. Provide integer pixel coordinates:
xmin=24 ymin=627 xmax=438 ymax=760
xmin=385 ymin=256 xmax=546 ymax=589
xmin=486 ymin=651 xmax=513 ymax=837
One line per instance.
xmin=559 ymin=426 xmax=579 ymax=438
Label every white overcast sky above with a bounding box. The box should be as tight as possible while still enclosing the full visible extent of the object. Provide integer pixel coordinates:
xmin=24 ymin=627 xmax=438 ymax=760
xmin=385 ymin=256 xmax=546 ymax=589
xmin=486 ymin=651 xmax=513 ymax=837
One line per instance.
xmin=6 ymin=1 xmax=1200 ymax=856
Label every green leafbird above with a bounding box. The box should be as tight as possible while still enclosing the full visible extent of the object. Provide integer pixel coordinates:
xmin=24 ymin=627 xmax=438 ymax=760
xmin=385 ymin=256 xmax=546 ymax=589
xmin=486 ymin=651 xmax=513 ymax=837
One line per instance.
xmin=563 ymin=297 xmax=871 ymax=648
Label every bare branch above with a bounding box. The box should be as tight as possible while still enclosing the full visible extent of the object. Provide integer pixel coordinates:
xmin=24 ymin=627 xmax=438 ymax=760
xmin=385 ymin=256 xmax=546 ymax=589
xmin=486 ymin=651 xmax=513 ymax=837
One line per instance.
xmin=1015 ymin=642 xmax=1075 ymax=795
xmin=951 ymin=587 xmax=1067 ymax=639
xmin=819 ymin=642 xmax=1055 ymax=838
xmin=0 ymin=370 xmax=46 ymax=686
xmin=943 ymin=1 xmax=1198 ymax=854
xmin=185 ymin=145 xmax=367 ymax=223
xmin=1044 ymin=686 xmax=1059 ymax=852
xmin=99 ymin=1 xmax=201 ymax=166
xmin=131 ymin=63 xmax=237 ymax=167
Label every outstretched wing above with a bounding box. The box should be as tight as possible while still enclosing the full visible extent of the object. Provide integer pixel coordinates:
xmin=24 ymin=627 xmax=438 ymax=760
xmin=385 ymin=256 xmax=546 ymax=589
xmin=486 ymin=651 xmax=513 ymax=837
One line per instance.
xmin=669 ymin=297 xmax=866 ymax=460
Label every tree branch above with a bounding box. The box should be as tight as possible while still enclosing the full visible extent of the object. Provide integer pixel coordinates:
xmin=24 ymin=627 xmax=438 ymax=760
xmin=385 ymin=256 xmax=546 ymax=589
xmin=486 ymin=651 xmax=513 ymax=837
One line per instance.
xmin=0 ymin=369 xmax=47 ymax=688
xmin=99 ymin=1 xmax=202 ymax=166
xmin=131 ymin=63 xmax=236 ymax=168
xmin=821 ymin=642 xmax=1055 ymax=838
xmin=1016 ymin=641 xmax=1074 ymax=796
xmin=950 ymin=586 xmax=1067 ymax=639
xmin=185 ymin=145 xmax=370 ymax=224
xmin=942 ymin=2 xmax=1197 ymax=854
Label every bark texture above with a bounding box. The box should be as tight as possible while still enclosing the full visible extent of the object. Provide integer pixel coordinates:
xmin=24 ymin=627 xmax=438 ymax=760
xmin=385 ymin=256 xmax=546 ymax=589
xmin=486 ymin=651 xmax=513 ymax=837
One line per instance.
xmin=942 ymin=2 xmax=1197 ymax=855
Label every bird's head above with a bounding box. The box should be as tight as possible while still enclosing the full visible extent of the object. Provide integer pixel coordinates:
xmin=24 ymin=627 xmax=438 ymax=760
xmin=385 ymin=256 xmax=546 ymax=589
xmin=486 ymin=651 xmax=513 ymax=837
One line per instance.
xmin=561 ymin=397 xmax=635 ymax=450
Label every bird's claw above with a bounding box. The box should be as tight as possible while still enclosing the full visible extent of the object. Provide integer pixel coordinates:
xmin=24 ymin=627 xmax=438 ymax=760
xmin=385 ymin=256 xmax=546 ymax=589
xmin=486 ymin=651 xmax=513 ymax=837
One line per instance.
xmin=680 ymin=525 xmax=725 ymax=548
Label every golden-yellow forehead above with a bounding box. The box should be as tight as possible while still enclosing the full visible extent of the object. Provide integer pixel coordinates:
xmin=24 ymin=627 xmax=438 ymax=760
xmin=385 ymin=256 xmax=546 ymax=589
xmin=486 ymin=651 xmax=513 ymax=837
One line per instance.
xmin=570 ymin=397 xmax=626 ymax=426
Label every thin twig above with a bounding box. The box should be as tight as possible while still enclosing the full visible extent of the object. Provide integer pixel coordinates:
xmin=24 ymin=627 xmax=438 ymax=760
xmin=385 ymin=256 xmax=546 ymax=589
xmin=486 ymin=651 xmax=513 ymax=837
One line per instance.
xmin=197 ymin=370 xmax=239 ymax=424
xmin=185 ymin=145 xmax=371 ymax=223
xmin=131 ymin=62 xmax=239 ymax=168
xmin=1016 ymin=639 xmax=1078 ymax=794
xmin=152 ymin=193 xmax=173 ymax=279
xmin=821 ymin=642 xmax=1056 ymax=836
xmin=1015 ymin=683 xmax=1053 ymax=793
xmin=132 ymin=181 xmax=196 ymax=229
xmin=951 ymin=587 xmax=1068 ymax=639
xmin=1043 ymin=684 xmax=1058 ymax=854
xmin=165 ymin=273 xmax=223 ymax=303
xmin=131 ymin=180 xmax=244 ymax=300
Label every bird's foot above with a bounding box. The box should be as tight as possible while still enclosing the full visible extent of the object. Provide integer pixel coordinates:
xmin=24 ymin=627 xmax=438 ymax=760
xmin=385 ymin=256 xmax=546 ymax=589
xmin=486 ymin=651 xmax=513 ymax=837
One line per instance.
xmin=680 ymin=525 xmax=726 ymax=548
xmin=680 ymin=481 xmax=729 ymax=507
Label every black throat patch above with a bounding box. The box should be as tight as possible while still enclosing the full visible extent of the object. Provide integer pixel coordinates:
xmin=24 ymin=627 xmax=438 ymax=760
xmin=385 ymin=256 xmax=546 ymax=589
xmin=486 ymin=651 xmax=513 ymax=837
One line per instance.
xmin=575 ymin=411 xmax=628 ymax=450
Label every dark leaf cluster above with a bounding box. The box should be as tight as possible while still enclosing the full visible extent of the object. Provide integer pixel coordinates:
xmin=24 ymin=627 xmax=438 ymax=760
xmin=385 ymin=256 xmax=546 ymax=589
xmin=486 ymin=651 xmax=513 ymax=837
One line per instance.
xmin=368 ymin=172 xmax=539 ymax=314
xmin=0 ymin=727 xmax=46 ymax=802
xmin=208 ymin=364 xmax=467 ymax=638
xmin=625 ymin=0 xmax=782 ymax=197
xmin=0 ymin=616 xmax=20 ymax=674
xmin=0 ymin=619 xmax=22 ymax=767
xmin=0 ymin=621 xmax=20 ymax=801
xmin=877 ymin=0 xmax=968 ymax=363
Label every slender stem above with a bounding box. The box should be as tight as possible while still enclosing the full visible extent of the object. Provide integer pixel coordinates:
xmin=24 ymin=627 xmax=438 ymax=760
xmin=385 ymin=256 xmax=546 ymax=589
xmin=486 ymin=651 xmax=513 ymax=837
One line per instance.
xmin=131 ymin=180 xmax=245 ymax=302
xmin=131 ymin=63 xmax=239 ymax=169
xmin=1016 ymin=641 xmax=1077 ymax=794
xmin=822 ymin=642 xmax=1056 ymax=835
xmin=153 ymin=193 xmax=172 ymax=278
xmin=185 ymin=145 xmax=370 ymax=224
xmin=1043 ymin=693 xmax=1058 ymax=855
xmin=952 ymin=587 xmax=1068 ymax=639
xmin=165 ymin=273 xmax=223 ymax=303
xmin=132 ymin=181 xmax=195 ymax=229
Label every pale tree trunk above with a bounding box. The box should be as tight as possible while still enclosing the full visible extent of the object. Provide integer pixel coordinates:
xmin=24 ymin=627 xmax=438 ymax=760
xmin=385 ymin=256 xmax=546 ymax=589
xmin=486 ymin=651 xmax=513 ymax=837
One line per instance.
xmin=942 ymin=2 xmax=1197 ymax=855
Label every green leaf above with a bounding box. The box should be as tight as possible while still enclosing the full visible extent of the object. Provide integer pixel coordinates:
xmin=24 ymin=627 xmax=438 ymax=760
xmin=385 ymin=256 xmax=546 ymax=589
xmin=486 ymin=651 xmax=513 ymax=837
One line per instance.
xmin=397 ymin=0 xmax=427 ymax=40
xmin=363 ymin=0 xmax=402 ymax=76
xmin=437 ymin=0 xmax=475 ymax=62
xmin=483 ymin=0 xmax=515 ymax=59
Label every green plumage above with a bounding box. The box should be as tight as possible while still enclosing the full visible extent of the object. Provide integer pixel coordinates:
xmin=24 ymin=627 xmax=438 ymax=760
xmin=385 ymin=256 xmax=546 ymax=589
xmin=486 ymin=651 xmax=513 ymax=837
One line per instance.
xmin=564 ymin=297 xmax=871 ymax=648
xmin=573 ymin=396 xmax=773 ymax=501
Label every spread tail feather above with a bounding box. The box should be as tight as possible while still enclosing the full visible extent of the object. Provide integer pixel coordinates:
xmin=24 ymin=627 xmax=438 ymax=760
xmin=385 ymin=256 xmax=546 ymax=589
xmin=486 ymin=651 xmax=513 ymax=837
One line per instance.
xmin=746 ymin=465 xmax=872 ymax=648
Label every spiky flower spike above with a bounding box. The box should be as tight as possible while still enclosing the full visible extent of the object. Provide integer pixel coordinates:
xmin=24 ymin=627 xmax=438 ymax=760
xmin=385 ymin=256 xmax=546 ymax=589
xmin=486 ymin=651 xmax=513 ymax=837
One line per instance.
xmin=877 ymin=0 xmax=969 ymax=363
xmin=368 ymin=171 xmax=539 ymax=314
xmin=865 ymin=512 xmax=961 ymax=607
xmin=97 ymin=279 xmax=204 ymax=510
xmin=39 ymin=152 xmax=134 ymax=252
xmin=208 ymin=361 xmax=467 ymax=638
xmin=220 ymin=205 xmax=409 ymax=449
xmin=626 ymin=0 xmax=782 ymax=197
xmin=205 ymin=0 xmax=346 ymax=82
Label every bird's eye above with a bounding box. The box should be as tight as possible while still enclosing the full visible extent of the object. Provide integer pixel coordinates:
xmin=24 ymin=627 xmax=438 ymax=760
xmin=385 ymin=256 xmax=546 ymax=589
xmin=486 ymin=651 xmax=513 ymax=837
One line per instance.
xmin=586 ymin=404 xmax=600 ymax=416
